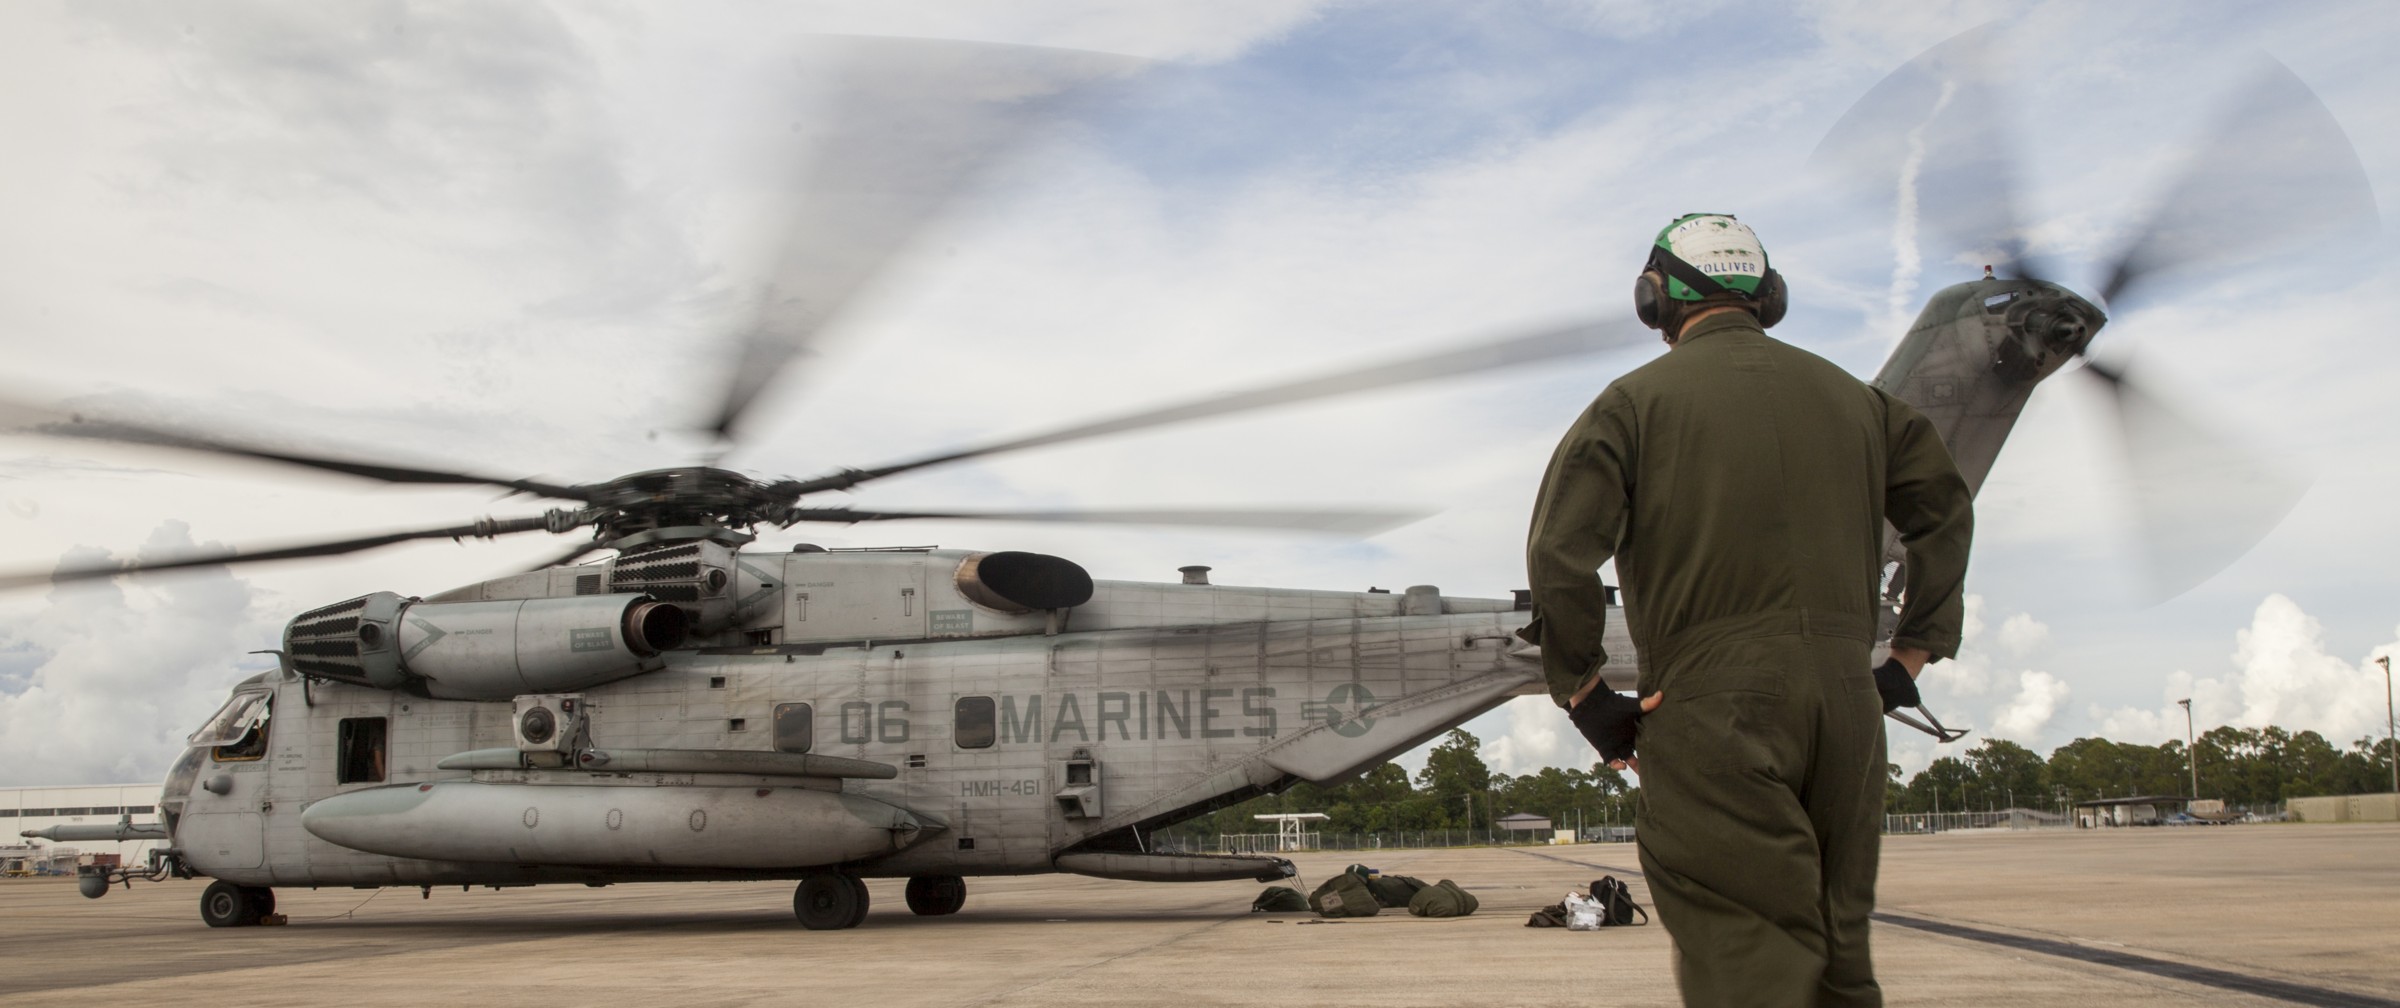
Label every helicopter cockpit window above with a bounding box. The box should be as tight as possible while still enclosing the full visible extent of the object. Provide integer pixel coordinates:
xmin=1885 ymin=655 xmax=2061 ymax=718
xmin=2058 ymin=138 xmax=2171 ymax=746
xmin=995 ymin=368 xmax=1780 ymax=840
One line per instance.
xmin=773 ymin=703 xmax=813 ymax=754
xmin=189 ymin=690 xmax=273 ymax=762
xmin=214 ymin=713 xmax=270 ymax=762
xmin=955 ymin=696 xmax=996 ymax=749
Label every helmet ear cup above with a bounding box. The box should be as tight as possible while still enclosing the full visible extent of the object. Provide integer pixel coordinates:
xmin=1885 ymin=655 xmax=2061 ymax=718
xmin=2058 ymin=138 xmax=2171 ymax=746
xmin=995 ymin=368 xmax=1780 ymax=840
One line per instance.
xmin=1634 ymin=270 xmax=1667 ymax=330
xmin=1752 ymin=268 xmax=1788 ymax=328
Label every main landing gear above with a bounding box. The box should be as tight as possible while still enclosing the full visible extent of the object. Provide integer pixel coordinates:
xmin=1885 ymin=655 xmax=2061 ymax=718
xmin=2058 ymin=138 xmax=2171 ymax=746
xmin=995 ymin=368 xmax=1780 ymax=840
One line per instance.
xmin=199 ymin=880 xmax=276 ymax=928
xmin=793 ymin=872 xmax=870 ymax=930
xmin=904 ymin=874 xmax=966 ymax=916
xmin=791 ymin=872 xmax=968 ymax=927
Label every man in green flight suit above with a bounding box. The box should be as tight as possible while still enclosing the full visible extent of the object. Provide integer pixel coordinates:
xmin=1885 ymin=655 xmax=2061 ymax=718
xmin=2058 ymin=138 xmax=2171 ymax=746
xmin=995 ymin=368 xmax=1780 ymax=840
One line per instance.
xmin=1524 ymin=213 xmax=1973 ymax=1007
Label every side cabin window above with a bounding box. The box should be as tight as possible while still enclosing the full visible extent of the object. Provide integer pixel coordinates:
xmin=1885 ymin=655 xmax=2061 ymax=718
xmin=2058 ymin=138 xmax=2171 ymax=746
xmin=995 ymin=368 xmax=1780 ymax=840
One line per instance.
xmin=337 ymin=717 xmax=388 ymax=784
xmin=773 ymin=703 xmax=813 ymax=754
xmin=955 ymin=696 xmax=996 ymax=749
xmin=190 ymin=691 xmax=273 ymax=764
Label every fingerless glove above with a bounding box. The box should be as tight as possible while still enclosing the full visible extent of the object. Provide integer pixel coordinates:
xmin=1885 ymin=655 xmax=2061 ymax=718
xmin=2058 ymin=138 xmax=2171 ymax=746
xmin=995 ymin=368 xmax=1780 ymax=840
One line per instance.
xmin=1568 ymin=690 xmax=1646 ymax=762
xmin=1873 ymin=657 xmax=1921 ymax=713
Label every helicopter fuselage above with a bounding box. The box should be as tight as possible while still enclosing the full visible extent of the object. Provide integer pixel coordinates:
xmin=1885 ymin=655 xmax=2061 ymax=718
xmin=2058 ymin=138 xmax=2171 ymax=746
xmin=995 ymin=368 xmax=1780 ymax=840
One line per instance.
xmin=161 ymin=556 xmax=1597 ymax=895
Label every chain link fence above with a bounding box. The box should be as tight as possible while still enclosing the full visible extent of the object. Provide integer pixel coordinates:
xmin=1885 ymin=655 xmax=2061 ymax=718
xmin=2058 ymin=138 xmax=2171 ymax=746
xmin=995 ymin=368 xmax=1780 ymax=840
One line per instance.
xmin=1166 ymin=829 xmax=1636 ymax=853
xmin=1882 ymin=808 xmax=2071 ymax=833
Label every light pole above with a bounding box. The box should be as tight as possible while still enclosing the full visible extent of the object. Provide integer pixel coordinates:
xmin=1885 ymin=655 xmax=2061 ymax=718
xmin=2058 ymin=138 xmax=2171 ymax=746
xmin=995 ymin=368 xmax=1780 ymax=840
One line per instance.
xmin=2178 ymin=698 xmax=2199 ymax=799
xmin=2378 ymin=656 xmax=2396 ymax=795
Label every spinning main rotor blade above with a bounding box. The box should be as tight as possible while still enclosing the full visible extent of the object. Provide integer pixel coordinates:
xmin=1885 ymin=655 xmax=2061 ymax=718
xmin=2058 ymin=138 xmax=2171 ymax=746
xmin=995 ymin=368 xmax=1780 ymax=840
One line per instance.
xmin=705 ymin=37 xmax=1149 ymax=444
xmin=780 ymin=318 xmax=1653 ymax=496
xmin=0 ymin=515 xmax=563 ymax=590
xmin=0 ymin=396 xmax=586 ymax=501
xmin=2078 ymin=358 xmax=2308 ymax=603
xmin=1817 ymin=27 xmax=2376 ymax=300
xmin=2095 ymin=57 xmax=2379 ymax=309
xmin=1809 ymin=23 xmax=2053 ymax=282
xmin=1822 ymin=26 xmax=2374 ymax=604
xmin=785 ymin=506 xmax=1423 ymax=535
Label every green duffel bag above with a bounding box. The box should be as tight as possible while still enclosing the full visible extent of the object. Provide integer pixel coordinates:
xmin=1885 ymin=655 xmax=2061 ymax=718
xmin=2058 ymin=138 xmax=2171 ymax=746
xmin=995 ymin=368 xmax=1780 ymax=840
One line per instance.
xmin=1365 ymin=874 xmax=1428 ymax=908
xmin=1310 ymin=872 xmax=1382 ymax=917
xmin=1407 ymin=878 xmax=1481 ymax=918
xmin=1252 ymin=885 xmax=1309 ymax=912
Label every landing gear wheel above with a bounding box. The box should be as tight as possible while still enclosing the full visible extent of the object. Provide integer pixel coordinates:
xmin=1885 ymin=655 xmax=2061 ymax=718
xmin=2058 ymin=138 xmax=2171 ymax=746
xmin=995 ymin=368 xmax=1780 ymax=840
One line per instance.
xmin=904 ymin=874 xmax=966 ymax=916
xmin=794 ymin=872 xmax=866 ymax=930
xmin=200 ymin=880 xmax=264 ymax=928
xmin=844 ymin=875 xmax=871 ymax=929
xmin=244 ymin=885 xmax=275 ymax=917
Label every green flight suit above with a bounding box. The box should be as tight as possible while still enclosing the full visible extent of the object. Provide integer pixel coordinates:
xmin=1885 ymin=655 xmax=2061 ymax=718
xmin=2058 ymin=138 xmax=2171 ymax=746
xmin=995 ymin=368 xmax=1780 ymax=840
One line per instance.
xmin=1524 ymin=311 xmax=1972 ymax=1008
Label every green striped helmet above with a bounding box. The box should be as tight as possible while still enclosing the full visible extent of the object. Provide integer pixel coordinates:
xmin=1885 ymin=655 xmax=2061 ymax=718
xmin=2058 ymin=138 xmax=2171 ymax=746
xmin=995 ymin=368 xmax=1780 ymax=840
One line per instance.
xmin=1652 ymin=213 xmax=1771 ymax=301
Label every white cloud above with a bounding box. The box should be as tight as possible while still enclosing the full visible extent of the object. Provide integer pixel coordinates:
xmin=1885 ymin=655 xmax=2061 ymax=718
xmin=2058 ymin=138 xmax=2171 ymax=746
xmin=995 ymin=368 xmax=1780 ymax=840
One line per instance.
xmin=1998 ymin=612 xmax=2050 ymax=656
xmin=1895 ymin=597 xmax=2073 ymax=768
xmin=1990 ymin=670 xmax=2068 ymax=740
xmin=2091 ymin=595 xmax=2398 ymax=746
xmin=0 ymin=523 xmax=281 ymax=784
xmin=1481 ymin=695 xmax=1584 ymax=777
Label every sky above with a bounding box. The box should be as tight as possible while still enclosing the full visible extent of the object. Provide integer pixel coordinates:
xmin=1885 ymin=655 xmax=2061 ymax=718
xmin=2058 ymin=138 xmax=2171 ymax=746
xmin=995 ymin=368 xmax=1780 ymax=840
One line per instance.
xmin=2 ymin=0 xmax=2396 ymax=789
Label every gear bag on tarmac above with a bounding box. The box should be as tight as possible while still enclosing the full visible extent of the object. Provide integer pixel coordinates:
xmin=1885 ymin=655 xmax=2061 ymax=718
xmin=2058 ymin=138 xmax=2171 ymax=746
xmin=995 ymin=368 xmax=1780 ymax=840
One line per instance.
xmin=1589 ymin=876 xmax=1648 ymax=926
xmin=1311 ymin=872 xmax=1382 ymax=917
xmin=1525 ymin=902 xmax=1572 ymax=927
xmin=1366 ymin=874 xmax=1429 ymax=908
xmin=1252 ymin=886 xmax=1309 ymax=913
xmin=1406 ymin=878 xmax=1480 ymax=918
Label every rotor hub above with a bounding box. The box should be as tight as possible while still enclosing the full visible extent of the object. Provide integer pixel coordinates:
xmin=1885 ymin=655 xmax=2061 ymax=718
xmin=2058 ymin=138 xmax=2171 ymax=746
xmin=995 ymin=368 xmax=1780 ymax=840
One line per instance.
xmin=581 ymin=467 xmax=794 ymax=545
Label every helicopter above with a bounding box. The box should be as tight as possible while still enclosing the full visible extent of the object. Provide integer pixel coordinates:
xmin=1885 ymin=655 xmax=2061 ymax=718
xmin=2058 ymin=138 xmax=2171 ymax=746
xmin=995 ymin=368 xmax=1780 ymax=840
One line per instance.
xmin=10 ymin=28 xmax=2373 ymax=930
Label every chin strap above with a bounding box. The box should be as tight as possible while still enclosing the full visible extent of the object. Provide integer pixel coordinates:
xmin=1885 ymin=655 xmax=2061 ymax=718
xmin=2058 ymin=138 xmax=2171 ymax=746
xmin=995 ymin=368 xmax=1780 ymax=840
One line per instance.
xmin=1888 ymin=706 xmax=1971 ymax=743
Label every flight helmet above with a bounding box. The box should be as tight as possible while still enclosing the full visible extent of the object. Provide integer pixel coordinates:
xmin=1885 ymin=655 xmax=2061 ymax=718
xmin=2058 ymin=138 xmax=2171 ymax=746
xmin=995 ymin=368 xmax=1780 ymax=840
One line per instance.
xmin=1634 ymin=212 xmax=1787 ymax=332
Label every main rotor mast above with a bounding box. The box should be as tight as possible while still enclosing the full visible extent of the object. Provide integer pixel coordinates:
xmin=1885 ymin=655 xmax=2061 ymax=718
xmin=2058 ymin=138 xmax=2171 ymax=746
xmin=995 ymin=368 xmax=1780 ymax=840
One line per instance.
xmin=567 ymin=466 xmax=800 ymax=552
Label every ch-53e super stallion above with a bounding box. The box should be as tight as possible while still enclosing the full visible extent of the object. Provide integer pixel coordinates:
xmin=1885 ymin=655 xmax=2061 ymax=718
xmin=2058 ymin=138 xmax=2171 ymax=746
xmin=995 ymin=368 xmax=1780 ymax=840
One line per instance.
xmin=11 ymin=28 xmax=2369 ymax=929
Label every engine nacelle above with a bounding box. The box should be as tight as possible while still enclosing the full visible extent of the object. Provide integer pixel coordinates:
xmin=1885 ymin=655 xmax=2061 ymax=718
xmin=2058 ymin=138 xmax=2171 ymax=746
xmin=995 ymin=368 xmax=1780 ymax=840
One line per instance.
xmin=952 ymin=551 xmax=1094 ymax=613
xmin=285 ymin=592 xmax=687 ymax=700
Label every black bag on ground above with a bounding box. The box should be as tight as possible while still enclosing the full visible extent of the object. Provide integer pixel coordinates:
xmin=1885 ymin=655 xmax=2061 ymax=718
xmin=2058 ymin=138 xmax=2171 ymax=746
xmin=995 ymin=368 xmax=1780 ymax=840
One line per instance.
xmin=1366 ymin=873 xmax=1428 ymax=908
xmin=1525 ymin=902 xmax=1571 ymax=927
xmin=1252 ymin=885 xmax=1308 ymax=913
xmin=1406 ymin=878 xmax=1480 ymax=918
xmin=1310 ymin=872 xmax=1381 ymax=917
xmin=1589 ymin=876 xmax=1649 ymax=926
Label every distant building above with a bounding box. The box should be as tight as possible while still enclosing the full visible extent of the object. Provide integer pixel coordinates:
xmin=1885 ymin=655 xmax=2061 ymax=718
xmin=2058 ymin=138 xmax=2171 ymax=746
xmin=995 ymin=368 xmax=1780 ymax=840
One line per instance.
xmin=2 ymin=783 xmax=167 ymax=872
xmin=1496 ymin=812 xmax=1552 ymax=833
xmin=2287 ymin=793 xmax=2399 ymax=823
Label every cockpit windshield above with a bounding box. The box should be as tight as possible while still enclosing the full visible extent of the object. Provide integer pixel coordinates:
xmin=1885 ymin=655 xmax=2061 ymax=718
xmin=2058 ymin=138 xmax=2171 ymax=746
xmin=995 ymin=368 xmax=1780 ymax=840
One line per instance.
xmin=187 ymin=690 xmax=273 ymax=748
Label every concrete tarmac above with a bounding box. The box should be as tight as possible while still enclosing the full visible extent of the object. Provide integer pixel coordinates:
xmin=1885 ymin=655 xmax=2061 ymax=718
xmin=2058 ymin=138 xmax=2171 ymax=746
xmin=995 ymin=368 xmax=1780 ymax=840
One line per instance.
xmin=4 ymin=823 xmax=2395 ymax=1007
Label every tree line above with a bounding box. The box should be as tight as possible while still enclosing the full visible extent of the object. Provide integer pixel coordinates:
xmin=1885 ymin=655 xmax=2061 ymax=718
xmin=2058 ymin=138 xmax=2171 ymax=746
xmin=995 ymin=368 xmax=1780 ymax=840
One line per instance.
xmin=1162 ymin=730 xmax=1636 ymax=842
xmin=1893 ymin=726 xmax=2399 ymax=814
xmin=1159 ymin=723 xmax=2399 ymax=843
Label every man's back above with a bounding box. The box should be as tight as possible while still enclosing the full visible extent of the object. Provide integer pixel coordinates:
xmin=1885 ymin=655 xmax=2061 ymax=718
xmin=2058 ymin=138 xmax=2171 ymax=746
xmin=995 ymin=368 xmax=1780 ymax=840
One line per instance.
xmin=1526 ymin=309 xmax=1969 ymax=699
xmin=1607 ymin=312 xmax=1888 ymax=658
xmin=1528 ymin=213 xmax=1973 ymax=1008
